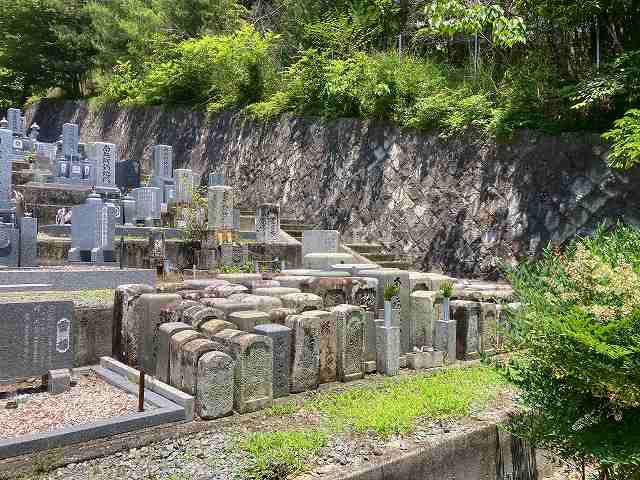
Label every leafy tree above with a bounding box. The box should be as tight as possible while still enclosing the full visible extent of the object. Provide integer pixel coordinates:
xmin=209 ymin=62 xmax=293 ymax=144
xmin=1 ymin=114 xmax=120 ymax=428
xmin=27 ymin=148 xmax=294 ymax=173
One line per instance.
xmin=503 ymin=224 xmax=640 ymax=479
xmin=84 ymin=0 xmax=166 ymax=71
xmin=420 ymin=0 xmax=527 ymax=49
xmin=155 ymin=0 xmax=246 ymax=37
xmin=0 ymin=0 xmax=96 ymax=101
xmin=602 ymin=109 xmax=640 ymax=169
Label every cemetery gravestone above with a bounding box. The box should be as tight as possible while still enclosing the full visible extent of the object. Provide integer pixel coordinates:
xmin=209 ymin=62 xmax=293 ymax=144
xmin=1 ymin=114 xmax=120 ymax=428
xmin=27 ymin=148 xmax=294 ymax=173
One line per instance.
xmin=451 ymin=301 xmax=481 ymax=361
xmin=208 ymin=185 xmax=234 ymax=230
xmin=0 ymin=129 xmax=13 ymax=210
xmin=197 ymin=351 xmax=235 ymax=419
xmin=0 ymin=301 xmax=74 ymax=383
xmin=255 ymin=204 xmax=280 ymax=244
xmin=253 ymin=324 xmax=291 ymax=398
xmin=87 ymin=142 xmax=118 ymax=189
xmin=285 ymin=315 xmax=321 ymax=393
xmin=302 ymin=310 xmax=338 ymax=384
xmin=302 ymin=230 xmax=340 ymax=258
xmin=68 ymin=194 xmax=118 ymax=263
xmin=132 ymin=187 xmax=161 ymax=226
xmin=174 ymin=169 xmax=195 ymax=204
xmin=19 ymin=217 xmax=38 ymax=267
xmin=331 ymin=305 xmax=365 ymax=382
xmin=156 ymin=322 xmax=192 ymax=384
xmin=115 ymin=159 xmax=141 ymax=192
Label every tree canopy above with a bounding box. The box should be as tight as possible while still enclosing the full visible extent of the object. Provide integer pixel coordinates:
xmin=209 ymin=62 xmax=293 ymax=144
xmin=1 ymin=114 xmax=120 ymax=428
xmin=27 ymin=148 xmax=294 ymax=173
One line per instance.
xmin=1 ymin=0 xmax=640 ymax=165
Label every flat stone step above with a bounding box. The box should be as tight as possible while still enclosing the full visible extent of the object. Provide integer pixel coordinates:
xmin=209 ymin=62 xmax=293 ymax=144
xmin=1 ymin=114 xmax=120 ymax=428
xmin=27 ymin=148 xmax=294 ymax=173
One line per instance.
xmin=12 ymin=160 xmax=30 ymax=172
xmin=364 ymin=253 xmax=398 ymax=262
xmin=377 ymin=260 xmax=413 ymax=269
xmin=345 ymin=243 xmax=384 ymax=254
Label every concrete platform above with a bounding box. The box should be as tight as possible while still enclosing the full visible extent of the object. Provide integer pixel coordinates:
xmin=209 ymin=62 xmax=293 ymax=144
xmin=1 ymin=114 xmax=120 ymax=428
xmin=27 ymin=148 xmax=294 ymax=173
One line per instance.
xmin=0 ymin=266 xmax=156 ymax=292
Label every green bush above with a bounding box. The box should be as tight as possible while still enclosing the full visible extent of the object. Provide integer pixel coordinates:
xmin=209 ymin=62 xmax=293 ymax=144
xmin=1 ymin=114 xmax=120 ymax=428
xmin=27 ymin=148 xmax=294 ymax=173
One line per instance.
xmin=99 ymin=25 xmax=279 ymax=112
xmin=503 ymin=224 xmax=640 ymax=479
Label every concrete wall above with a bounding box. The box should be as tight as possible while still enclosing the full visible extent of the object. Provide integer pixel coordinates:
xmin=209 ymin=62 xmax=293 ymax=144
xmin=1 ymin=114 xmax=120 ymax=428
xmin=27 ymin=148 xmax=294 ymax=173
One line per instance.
xmin=38 ymin=238 xmax=302 ymax=269
xmin=27 ymin=100 xmax=640 ymax=279
xmin=335 ymin=422 xmax=553 ymax=480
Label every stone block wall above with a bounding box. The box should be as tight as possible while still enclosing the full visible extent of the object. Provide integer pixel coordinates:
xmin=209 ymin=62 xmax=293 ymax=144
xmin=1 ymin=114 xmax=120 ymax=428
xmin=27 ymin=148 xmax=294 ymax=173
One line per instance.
xmin=26 ymin=100 xmax=640 ymax=279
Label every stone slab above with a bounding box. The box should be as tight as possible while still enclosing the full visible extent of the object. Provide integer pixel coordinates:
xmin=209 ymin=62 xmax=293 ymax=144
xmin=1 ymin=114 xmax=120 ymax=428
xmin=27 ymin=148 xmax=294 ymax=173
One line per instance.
xmin=156 ymin=322 xmax=191 ymax=385
xmin=0 ymin=300 xmax=74 ymax=383
xmin=229 ymin=310 xmax=270 ymax=332
xmin=169 ymin=330 xmax=204 ymax=388
xmin=253 ymin=324 xmax=291 ymax=398
xmin=0 ymin=267 xmax=156 ymax=292
xmin=285 ymin=315 xmax=321 ymax=393
xmin=197 ymin=351 xmax=234 ymax=420
xmin=137 ymin=293 xmax=181 ymax=374
xmin=302 ymin=310 xmax=337 ymax=384
xmin=331 ymin=305 xmax=365 ymax=383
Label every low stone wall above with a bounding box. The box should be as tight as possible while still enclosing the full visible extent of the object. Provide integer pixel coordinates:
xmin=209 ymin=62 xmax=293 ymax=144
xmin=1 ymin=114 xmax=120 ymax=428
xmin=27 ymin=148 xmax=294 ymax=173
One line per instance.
xmin=332 ymin=419 xmax=553 ymax=480
xmin=73 ymin=302 xmax=114 ymax=367
xmin=38 ymin=238 xmax=303 ymax=269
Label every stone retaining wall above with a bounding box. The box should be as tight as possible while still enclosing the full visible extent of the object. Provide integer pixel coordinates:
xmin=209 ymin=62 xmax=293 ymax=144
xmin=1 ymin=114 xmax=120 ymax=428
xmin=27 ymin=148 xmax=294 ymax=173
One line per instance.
xmin=26 ymin=100 xmax=640 ymax=279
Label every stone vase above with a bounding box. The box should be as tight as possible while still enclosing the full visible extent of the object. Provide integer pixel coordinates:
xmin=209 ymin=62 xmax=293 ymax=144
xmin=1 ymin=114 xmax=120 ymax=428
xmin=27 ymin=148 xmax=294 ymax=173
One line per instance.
xmin=383 ymin=300 xmax=393 ymax=328
xmin=442 ymin=297 xmax=450 ymax=322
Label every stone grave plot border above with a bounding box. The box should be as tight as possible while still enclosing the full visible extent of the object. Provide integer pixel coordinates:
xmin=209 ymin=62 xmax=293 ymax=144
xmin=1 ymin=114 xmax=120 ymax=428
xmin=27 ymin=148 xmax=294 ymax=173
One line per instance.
xmin=0 ymin=267 xmax=156 ymax=292
xmin=0 ymin=358 xmax=191 ymax=461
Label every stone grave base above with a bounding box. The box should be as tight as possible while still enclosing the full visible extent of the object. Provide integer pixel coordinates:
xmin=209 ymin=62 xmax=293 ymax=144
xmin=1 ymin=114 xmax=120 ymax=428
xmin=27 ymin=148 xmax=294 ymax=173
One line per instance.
xmin=0 ymin=361 xmax=189 ymax=460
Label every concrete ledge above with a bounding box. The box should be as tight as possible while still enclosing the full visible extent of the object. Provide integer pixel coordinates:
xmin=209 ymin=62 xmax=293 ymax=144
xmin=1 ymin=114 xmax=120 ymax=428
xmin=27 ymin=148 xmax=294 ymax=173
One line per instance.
xmin=0 ymin=365 xmax=185 ymax=461
xmin=100 ymin=357 xmax=195 ymax=421
xmin=0 ymin=267 xmax=156 ymax=292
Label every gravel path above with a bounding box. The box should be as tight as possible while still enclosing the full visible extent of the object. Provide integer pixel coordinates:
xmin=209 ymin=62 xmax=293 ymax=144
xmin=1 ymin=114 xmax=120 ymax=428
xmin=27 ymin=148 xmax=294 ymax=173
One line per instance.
xmin=0 ymin=374 xmax=142 ymax=440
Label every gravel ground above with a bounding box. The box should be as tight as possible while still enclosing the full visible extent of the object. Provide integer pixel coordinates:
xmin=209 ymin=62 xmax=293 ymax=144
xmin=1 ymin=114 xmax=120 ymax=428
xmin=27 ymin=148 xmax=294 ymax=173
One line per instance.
xmin=33 ymin=399 xmax=511 ymax=480
xmin=0 ymin=374 xmax=142 ymax=440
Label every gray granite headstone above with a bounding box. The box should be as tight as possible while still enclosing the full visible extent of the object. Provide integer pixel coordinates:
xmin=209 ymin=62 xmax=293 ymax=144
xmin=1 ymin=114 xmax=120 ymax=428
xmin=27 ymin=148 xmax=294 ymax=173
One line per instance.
xmin=255 ymin=203 xmax=280 ymax=244
xmin=253 ymin=324 xmax=291 ymax=398
xmin=89 ymin=142 xmax=117 ymax=188
xmin=0 ymin=300 xmax=74 ymax=383
xmin=152 ymin=144 xmax=173 ymax=180
xmin=115 ymin=159 xmax=141 ymax=191
xmin=62 ymin=123 xmax=79 ymax=159
xmin=174 ymin=168 xmax=195 ymax=204
xmin=0 ymin=224 xmax=20 ymax=267
xmin=6 ymin=109 xmax=21 ymax=135
xmin=132 ymin=187 xmax=161 ymax=225
xmin=19 ymin=217 xmax=38 ymax=267
xmin=0 ymin=129 xmax=13 ymax=208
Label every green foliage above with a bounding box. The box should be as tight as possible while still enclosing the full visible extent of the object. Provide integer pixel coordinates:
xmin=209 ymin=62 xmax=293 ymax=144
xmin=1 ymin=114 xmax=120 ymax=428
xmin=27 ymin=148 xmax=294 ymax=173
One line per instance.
xmin=439 ymin=280 xmax=454 ymax=298
xmin=180 ymin=186 xmax=208 ymax=244
xmin=263 ymin=402 xmax=299 ymax=417
xmin=383 ymin=282 xmax=400 ymax=301
xmin=602 ymin=109 xmax=640 ymax=169
xmin=503 ymin=224 xmax=640 ymax=477
xmin=421 ymin=0 xmax=526 ymax=48
xmin=218 ymin=262 xmax=256 ymax=274
xmin=0 ymin=0 xmax=96 ymax=100
xmin=310 ymin=366 xmax=508 ymax=438
xmin=155 ymin=0 xmax=246 ymax=37
xmin=249 ymin=50 xmax=506 ymax=136
xmin=235 ymin=431 xmax=327 ymax=480
xmin=99 ymin=26 xmax=278 ymax=113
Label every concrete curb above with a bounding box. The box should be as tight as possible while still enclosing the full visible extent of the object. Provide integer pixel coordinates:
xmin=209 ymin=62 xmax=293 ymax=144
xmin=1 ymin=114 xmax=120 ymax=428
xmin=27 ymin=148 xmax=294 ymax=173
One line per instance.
xmin=99 ymin=357 xmax=195 ymax=421
xmin=0 ymin=365 xmax=185 ymax=460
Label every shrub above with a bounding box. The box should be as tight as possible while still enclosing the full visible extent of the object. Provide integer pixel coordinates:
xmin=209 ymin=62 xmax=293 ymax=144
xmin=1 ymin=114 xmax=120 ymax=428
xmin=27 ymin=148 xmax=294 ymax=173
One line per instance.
xmin=99 ymin=25 xmax=279 ymax=112
xmin=503 ymin=224 xmax=640 ymax=479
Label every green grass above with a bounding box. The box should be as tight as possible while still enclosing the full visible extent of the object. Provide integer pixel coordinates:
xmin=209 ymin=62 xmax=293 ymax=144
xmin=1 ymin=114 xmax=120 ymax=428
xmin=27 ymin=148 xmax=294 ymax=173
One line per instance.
xmin=309 ymin=366 xmax=508 ymax=438
xmin=235 ymin=431 xmax=327 ymax=480
xmin=263 ymin=402 xmax=299 ymax=417
xmin=0 ymin=289 xmax=114 ymax=303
